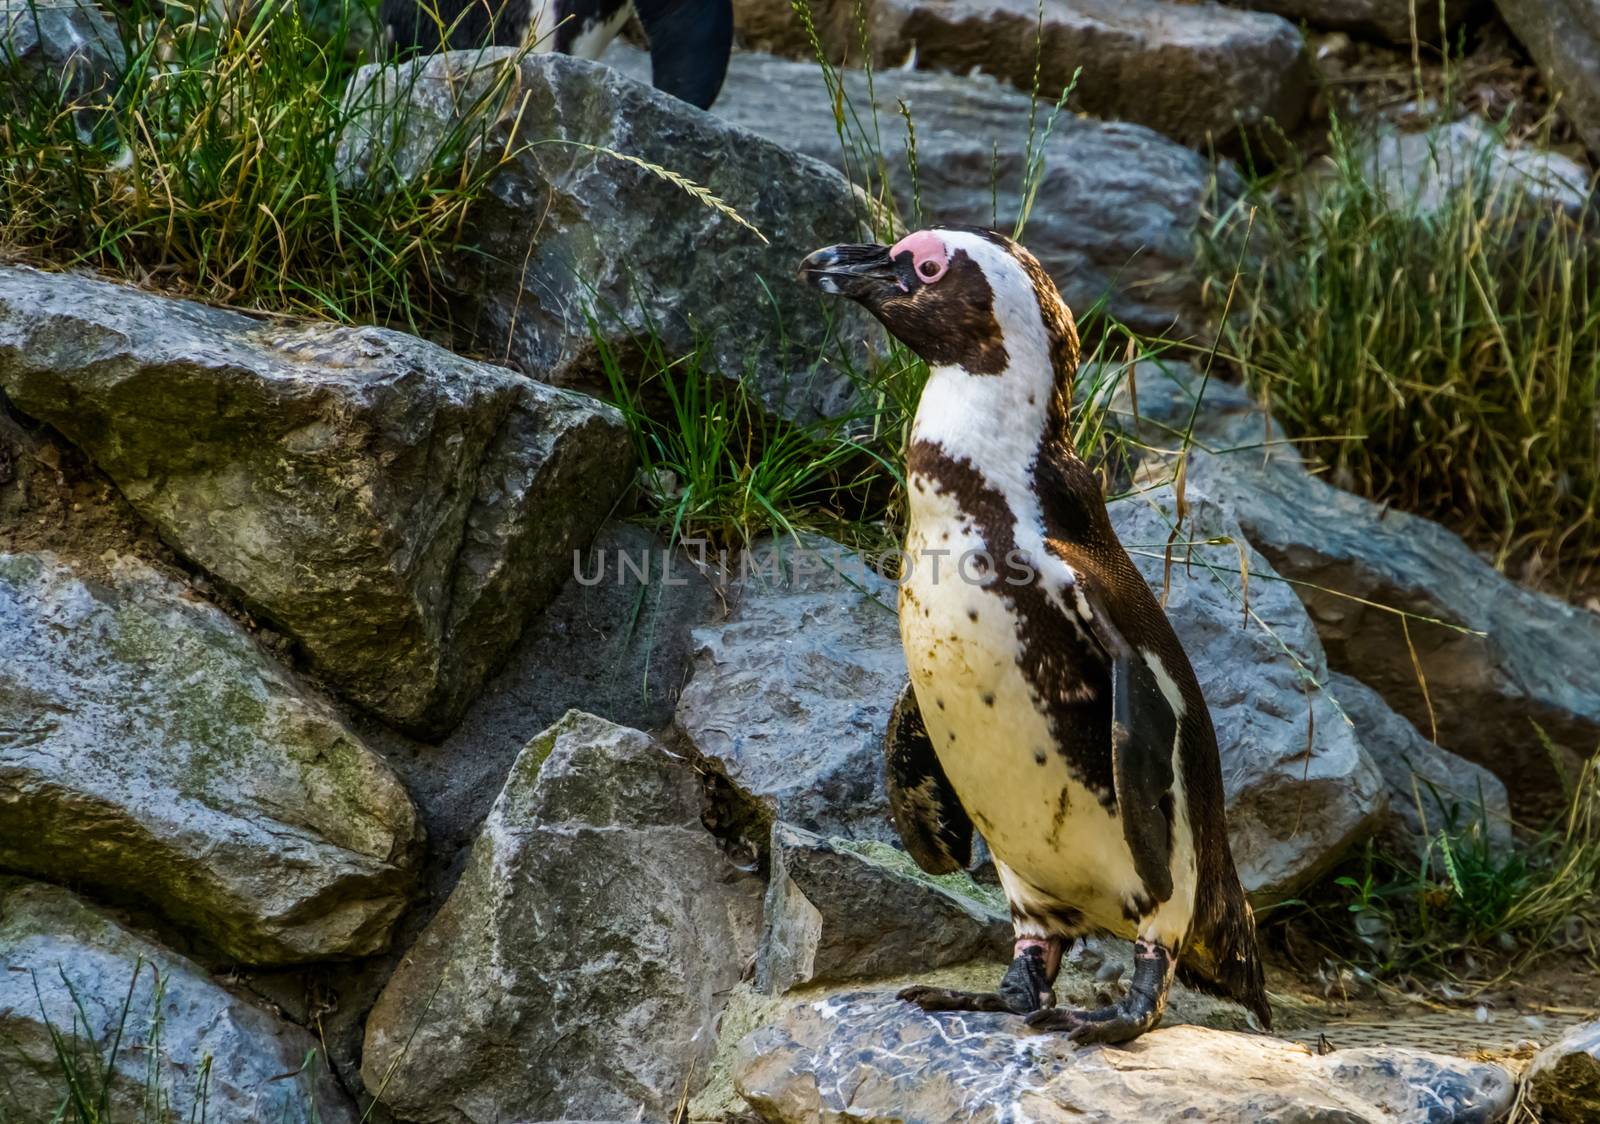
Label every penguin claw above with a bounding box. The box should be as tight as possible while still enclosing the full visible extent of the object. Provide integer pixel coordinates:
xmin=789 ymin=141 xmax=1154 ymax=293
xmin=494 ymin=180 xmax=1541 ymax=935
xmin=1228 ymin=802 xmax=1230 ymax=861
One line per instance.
xmin=1024 ymin=1004 xmax=1159 ymax=1044
xmin=898 ymin=948 xmax=1057 ymax=1016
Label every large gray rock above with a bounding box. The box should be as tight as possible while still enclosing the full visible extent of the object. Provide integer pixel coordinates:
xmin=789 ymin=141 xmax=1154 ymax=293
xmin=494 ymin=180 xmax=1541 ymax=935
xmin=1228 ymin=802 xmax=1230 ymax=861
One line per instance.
xmin=674 ymin=536 xmax=906 ymax=842
xmin=734 ymin=992 xmax=1515 ymax=1123
xmin=1187 ymin=448 xmax=1600 ymax=820
xmin=0 ymin=550 xmax=421 ymax=965
xmin=1328 ymin=671 xmax=1514 ymax=854
xmin=758 ymin=823 xmax=1009 ymax=993
xmin=1109 ymin=361 xmax=1600 ymax=820
xmin=0 ymin=880 xmax=357 ymax=1123
xmin=1524 ymin=1019 xmax=1600 ymax=1123
xmin=361 ymin=711 xmax=763 ymax=1123
xmin=0 ymin=265 xmax=630 ymax=738
xmin=1227 ymin=0 xmax=1471 ymax=43
xmin=606 ymin=46 xmax=1236 ymax=337
xmin=1356 ymin=115 xmax=1591 ymax=217
xmin=1109 ymin=485 xmax=1387 ymax=900
xmin=1494 ymin=0 xmax=1600 ymax=160
xmin=731 ymin=0 xmax=1309 ymax=148
xmin=0 ymin=0 xmax=124 ymax=110
xmin=341 ymin=49 xmax=873 ymax=423
xmin=364 ymin=523 xmax=718 ymax=856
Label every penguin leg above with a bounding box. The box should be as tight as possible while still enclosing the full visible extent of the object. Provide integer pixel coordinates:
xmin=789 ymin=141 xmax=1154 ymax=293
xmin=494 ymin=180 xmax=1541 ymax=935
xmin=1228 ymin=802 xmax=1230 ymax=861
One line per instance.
xmin=899 ymin=936 xmax=1062 ymax=1015
xmin=1024 ymin=937 xmax=1175 ymax=1044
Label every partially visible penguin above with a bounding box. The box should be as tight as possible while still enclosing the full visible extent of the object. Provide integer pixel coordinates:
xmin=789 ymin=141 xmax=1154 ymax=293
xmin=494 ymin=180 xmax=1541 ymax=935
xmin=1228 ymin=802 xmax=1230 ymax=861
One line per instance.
xmin=799 ymin=226 xmax=1271 ymax=1043
xmin=380 ymin=0 xmax=732 ymax=109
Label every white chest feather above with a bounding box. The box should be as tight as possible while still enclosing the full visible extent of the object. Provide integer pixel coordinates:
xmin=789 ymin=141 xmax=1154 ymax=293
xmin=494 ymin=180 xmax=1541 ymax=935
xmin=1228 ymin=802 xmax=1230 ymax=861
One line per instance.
xmin=900 ymin=460 xmax=1143 ymax=935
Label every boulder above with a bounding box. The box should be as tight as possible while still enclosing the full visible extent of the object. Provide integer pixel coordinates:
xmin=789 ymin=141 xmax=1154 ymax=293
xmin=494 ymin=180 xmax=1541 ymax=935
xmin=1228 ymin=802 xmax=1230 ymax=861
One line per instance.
xmin=0 ymin=264 xmax=631 ymax=738
xmin=758 ymin=823 xmax=1009 ymax=993
xmin=730 ymin=0 xmax=1309 ymax=148
xmin=673 ymin=536 xmax=906 ymax=842
xmin=0 ymin=0 xmax=124 ymax=110
xmin=1227 ymin=0 xmax=1471 ymax=43
xmin=340 ymin=49 xmax=873 ymax=424
xmin=605 ymin=46 xmax=1238 ymax=337
xmin=361 ymin=711 xmax=763 ymax=1123
xmin=1494 ymin=0 xmax=1600 ymax=160
xmin=0 ymin=550 xmax=421 ymax=964
xmin=1356 ymin=115 xmax=1591 ymax=217
xmin=1524 ymin=1019 xmax=1600 ymax=1123
xmin=1185 ymin=450 xmax=1600 ymax=821
xmin=0 ymin=880 xmax=357 ymax=1124
xmin=363 ymin=523 xmax=718 ymax=855
xmin=733 ymin=991 xmax=1516 ymax=1123
xmin=1328 ymin=671 xmax=1514 ymax=854
xmin=1107 ymin=361 xmax=1600 ymax=820
xmin=1109 ymin=486 xmax=1387 ymax=900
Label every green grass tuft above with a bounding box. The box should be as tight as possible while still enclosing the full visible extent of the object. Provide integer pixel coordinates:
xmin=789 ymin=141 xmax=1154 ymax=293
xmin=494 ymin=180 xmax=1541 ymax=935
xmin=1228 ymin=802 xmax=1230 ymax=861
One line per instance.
xmin=0 ymin=0 xmax=518 ymax=332
xmin=1207 ymin=113 xmax=1600 ymax=584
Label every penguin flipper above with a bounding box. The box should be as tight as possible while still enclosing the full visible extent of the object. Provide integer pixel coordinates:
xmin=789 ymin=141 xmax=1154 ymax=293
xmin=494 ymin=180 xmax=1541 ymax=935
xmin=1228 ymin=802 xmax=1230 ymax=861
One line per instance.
xmin=884 ymin=679 xmax=974 ymax=875
xmin=1077 ymin=582 xmax=1178 ymax=904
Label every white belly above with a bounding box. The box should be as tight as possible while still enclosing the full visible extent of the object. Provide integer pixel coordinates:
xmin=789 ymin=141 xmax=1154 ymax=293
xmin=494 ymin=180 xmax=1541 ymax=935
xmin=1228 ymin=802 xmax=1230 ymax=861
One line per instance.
xmin=900 ymin=501 xmax=1144 ymax=936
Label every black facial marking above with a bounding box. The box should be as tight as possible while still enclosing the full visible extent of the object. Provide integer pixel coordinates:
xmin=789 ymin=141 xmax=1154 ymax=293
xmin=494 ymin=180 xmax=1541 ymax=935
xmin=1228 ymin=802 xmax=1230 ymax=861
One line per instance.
xmin=906 ymin=441 xmax=1114 ymax=806
xmin=870 ymin=249 xmax=1008 ymax=374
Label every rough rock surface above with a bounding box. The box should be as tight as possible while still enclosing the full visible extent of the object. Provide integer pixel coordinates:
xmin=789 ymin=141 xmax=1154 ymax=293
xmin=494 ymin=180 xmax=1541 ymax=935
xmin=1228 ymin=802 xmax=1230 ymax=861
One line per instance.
xmin=674 ymin=536 xmax=905 ymax=842
xmin=0 ymin=880 xmax=357 ymax=1123
xmin=341 ymin=49 xmax=873 ymax=423
xmin=1357 ymin=115 xmax=1591 ymax=216
xmin=1109 ymin=486 xmax=1386 ymax=900
xmin=734 ymin=992 xmax=1515 ymax=1123
xmin=0 ymin=265 xmax=631 ymax=737
xmin=364 ymin=523 xmax=717 ymax=857
xmin=1524 ymin=1019 xmax=1600 ymax=1123
xmin=732 ymin=0 xmax=1308 ymax=148
xmin=0 ymin=0 xmax=124 ymax=108
xmin=1494 ymin=0 xmax=1600 ymax=159
xmin=361 ymin=711 xmax=762 ymax=1123
xmin=1108 ymin=361 xmax=1600 ymax=819
xmin=1228 ymin=0 xmax=1471 ymax=43
xmin=1328 ymin=671 xmax=1514 ymax=853
xmin=1185 ymin=451 xmax=1600 ymax=819
xmin=0 ymin=550 xmax=420 ymax=965
xmin=758 ymin=824 xmax=1009 ymax=993
xmin=607 ymin=46 xmax=1236 ymax=337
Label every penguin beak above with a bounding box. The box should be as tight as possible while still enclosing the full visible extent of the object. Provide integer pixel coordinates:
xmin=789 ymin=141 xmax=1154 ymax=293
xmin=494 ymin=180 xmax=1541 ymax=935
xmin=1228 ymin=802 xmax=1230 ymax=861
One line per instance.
xmin=799 ymin=243 xmax=907 ymax=302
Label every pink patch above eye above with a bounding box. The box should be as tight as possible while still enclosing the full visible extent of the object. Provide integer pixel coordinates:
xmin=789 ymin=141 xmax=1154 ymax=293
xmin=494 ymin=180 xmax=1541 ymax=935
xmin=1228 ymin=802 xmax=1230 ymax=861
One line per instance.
xmin=889 ymin=230 xmax=949 ymax=288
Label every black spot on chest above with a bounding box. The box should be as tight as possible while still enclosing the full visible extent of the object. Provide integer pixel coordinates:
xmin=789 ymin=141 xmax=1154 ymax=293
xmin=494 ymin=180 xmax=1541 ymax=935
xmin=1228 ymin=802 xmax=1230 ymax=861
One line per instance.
xmin=907 ymin=439 xmax=1115 ymax=805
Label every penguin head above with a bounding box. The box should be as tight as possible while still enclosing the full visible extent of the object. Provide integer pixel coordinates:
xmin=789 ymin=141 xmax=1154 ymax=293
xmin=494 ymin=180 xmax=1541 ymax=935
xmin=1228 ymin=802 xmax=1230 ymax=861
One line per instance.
xmin=799 ymin=225 xmax=1078 ymax=382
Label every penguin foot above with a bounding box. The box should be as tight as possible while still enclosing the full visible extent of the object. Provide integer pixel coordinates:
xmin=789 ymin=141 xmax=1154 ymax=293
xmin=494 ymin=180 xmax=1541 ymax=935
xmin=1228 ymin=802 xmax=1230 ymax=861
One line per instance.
xmin=1024 ymin=938 xmax=1175 ymax=1045
xmin=899 ymin=944 xmax=1057 ymax=1016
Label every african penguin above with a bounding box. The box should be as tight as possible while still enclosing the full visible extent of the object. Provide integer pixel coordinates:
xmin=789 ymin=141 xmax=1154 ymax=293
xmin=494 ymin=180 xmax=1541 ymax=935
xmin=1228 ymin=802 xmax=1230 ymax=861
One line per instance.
xmin=799 ymin=226 xmax=1270 ymax=1043
xmin=380 ymin=0 xmax=732 ymax=109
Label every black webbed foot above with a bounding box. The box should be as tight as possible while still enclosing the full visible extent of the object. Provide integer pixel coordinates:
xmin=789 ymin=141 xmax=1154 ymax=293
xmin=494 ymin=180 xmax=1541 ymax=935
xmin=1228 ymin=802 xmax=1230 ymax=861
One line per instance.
xmin=899 ymin=944 xmax=1056 ymax=1016
xmin=1025 ymin=938 xmax=1175 ymax=1045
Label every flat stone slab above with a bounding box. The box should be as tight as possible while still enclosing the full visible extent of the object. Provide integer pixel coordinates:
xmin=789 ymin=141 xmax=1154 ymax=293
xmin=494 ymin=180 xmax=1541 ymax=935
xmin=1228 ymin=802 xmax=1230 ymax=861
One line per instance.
xmin=734 ymin=991 xmax=1516 ymax=1122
